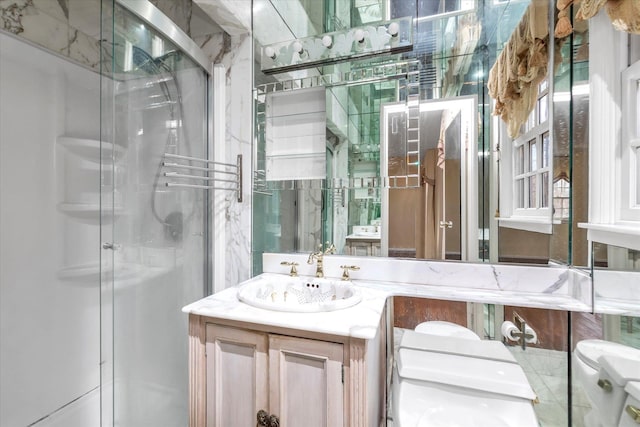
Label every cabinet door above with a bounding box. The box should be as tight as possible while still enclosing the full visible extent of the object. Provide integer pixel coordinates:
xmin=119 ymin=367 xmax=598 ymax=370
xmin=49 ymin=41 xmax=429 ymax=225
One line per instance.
xmin=269 ymin=335 xmax=344 ymax=427
xmin=351 ymin=241 xmax=370 ymax=257
xmin=205 ymin=324 xmax=268 ymax=427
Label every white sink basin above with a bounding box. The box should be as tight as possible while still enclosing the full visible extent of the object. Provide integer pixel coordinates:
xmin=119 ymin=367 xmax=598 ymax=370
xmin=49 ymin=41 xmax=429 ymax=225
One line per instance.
xmin=237 ymin=274 xmax=362 ymax=313
xmin=355 ymin=231 xmax=381 ymax=237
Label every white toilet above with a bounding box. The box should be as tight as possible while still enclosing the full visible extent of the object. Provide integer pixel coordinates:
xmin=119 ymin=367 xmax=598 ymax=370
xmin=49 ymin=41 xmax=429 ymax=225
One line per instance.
xmin=573 ymin=339 xmax=640 ymax=427
xmin=392 ymin=329 xmax=539 ymax=427
xmin=619 ymin=381 xmax=640 ymax=427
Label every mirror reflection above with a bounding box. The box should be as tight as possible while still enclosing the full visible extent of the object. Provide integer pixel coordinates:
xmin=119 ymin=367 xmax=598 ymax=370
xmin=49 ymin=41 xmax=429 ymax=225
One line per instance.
xmin=252 ymin=0 xmax=593 ymax=270
xmin=380 ymin=97 xmax=477 ymax=261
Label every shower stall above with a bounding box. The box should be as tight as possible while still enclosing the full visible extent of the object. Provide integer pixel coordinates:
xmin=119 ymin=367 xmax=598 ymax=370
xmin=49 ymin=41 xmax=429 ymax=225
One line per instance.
xmin=0 ymin=1 xmax=215 ymax=426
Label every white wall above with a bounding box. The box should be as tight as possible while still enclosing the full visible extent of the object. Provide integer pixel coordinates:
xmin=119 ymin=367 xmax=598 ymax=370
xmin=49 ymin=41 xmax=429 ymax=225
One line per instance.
xmin=0 ymin=33 xmax=100 ymax=426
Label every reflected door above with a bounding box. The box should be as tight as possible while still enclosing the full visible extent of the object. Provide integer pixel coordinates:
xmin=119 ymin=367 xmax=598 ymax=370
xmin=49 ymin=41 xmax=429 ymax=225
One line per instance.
xmin=381 ymin=97 xmax=476 ymax=261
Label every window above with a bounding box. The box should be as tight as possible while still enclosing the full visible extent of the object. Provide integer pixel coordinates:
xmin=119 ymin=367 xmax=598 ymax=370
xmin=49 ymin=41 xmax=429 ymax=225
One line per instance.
xmin=553 ymin=176 xmax=570 ymax=220
xmin=497 ymin=79 xmax=553 ymax=234
xmin=513 ymin=80 xmax=551 ymax=215
xmin=621 ymin=60 xmax=640 ymax=221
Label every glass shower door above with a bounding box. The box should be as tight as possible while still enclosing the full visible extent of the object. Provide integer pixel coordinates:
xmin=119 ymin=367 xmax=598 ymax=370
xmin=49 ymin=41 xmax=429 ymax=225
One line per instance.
xmin=100 ymin=2 xmax=209 ymax=426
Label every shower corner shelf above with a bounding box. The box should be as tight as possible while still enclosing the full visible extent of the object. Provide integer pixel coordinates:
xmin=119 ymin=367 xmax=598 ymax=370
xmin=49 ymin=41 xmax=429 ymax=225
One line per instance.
xmin=57 ymin=136 xmax=125 ymax=162
xmin=57 ymin=202 xmax=125 ymax=220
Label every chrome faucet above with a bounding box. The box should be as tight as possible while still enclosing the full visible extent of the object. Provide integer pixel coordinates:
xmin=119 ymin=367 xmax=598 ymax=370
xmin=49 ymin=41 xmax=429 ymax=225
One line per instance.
xmin=307 ymin=242 xmax=336 ymax=278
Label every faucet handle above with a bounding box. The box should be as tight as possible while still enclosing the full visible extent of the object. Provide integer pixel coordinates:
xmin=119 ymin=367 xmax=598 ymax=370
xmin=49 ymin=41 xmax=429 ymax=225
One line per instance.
xmin=280 ymin=261 xmax=299 ymax=277
xmin=339 ymin=265 xmax=360 ymax=281
xmin=324 ymin=242 xmax=336 ymax=254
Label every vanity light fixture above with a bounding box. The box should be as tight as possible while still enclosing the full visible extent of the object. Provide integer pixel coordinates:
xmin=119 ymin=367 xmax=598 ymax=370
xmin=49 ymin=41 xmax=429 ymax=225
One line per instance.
xmin=322 ymin=35 xmax=333 ymax=48
xmin=354 ymin=29 xmax=366 ymax=43
xmin=264 ymin=46 xmax=276 ymax=59
xmin=388 ymin=22 xmax=399 ymax=37
xmin=292 ymin=41 xmax=304 ymax=55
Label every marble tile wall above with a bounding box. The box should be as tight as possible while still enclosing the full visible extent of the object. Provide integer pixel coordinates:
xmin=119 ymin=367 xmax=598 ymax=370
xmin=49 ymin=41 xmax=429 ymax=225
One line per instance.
xmin=1 ymin=0 xmax=254 ymax=288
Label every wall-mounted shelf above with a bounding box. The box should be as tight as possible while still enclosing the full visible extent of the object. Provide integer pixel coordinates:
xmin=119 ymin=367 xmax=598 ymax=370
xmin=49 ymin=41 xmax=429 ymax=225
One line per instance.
xmin=57 ymin=136 xmax=125 ymax=162
xmin=57 ymin=202 xmax=125 ymax=221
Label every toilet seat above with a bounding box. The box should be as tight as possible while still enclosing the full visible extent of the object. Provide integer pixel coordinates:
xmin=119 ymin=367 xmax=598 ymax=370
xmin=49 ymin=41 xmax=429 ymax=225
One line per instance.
xmin=575 ymin=339 xmax=640 ymax=371
xmin=414 ymin=320 xmax=481 ymax=340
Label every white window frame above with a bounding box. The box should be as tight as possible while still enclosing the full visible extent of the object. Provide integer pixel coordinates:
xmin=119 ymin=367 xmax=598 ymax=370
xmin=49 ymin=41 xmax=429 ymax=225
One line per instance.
xmin=497 ymin=80 xmax=553 ymax=234
xmin=620 ymin=59 xmax=640 ymax=222
xmin=578 ymin=13 xmax=640 ymax=254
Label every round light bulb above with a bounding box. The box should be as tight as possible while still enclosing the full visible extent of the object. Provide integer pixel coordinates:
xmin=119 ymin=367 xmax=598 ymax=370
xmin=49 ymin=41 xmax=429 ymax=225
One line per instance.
xmin=264 ymin=46 xmax=276 ymax=59
xmin=354 ymin=29 xmax=365 ymax=43
xmin=388 ymin=22 xmax=399 ymax=37
xmin=292 ymin=41 xmax=304 ymax=54
xmin=322 ymin=35 xmax=333 ymax=48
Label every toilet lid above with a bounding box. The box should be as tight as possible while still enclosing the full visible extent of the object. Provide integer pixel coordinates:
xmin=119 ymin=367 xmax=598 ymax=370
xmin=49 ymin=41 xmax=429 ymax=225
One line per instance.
xmin=576 ymin=339 xmax=640 ymax=371
xmin=397 ymin=348 xmax=537 ymax=400
xmin=414 ymin=321 xmax=481 ymax=340
xmin=400 ymin=330 xmax=517 ymax=363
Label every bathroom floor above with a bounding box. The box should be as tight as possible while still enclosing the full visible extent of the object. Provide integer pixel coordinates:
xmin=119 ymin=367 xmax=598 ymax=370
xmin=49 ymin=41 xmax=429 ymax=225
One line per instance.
xmin=387 ymin=328 xmax=588 ymax=427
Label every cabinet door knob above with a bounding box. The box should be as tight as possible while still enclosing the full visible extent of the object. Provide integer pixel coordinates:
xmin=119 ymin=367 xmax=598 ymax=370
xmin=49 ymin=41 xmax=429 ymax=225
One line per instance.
xmin=257 ymin=410 xmax=269 ymax=426
xmin=268 ymin=414 xmax=280 ymax=427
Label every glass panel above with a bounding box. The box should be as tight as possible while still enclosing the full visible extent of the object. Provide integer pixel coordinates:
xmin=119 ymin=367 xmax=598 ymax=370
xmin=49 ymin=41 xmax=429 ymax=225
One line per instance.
xmin=541 ymin=172 xmax=549 ymax=208
xmin=529 ymin=140 xmax=538 ymax=171
xmin=538 ymin=93 xmax=548 ymax=124
xmin=516 ymin=178 xmax=525 ymax=209
xmin=516 ymin=145 xmax=524 ymax=175
xmin=636 ymin=147 xmax=640 ymax=204
xmin=1 ymin=26 xmax=103 ymax=427
xmin=636 ymin=79 xmax=640 ymax=138
xmin=542 ymin=132 xmax=549 ymax=168
xmin=109 ymin=5 xmax=208 ymax=426
xmin=529 ymin=175 xmax=537 ymax=208
xmin=539 ymin=79 xmax=548 ymax=93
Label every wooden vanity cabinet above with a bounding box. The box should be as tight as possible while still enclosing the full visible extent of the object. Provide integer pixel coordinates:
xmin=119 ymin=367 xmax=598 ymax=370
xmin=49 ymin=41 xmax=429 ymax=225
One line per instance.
xmin=188 ymin=315 xmax=386 ymax=427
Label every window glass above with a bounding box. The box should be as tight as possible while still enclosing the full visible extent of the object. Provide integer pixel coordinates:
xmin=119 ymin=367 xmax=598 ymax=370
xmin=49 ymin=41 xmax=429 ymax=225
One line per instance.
xmin=516 ymin=178 xmax=524 ymax=209
xmin=636 ymin=79 xmax=640 ymax=138
xmin=529 ymin=175 xmax=537 ymax=208
xmin=636 ymin=147 xmax=640 ymax=204
xmin=541 ymin=172 xmax=549 ymax=208
xmin=530 ymin=140 xmax=537 ymax=171
xmin=542 ymin=132 xmax=549 ymax=167
xmin=538 ymin=94 xmax=548 ymax=124
xmin=516 ymin=145 xmax=524 ymax=175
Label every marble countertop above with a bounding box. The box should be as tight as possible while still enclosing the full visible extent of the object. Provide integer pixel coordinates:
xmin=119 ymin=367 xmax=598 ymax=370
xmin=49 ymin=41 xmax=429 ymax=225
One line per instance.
xmin=182 ymin=276 xmax=390 ymax=340
xmin=183 ymin=251 xmax=595 ymax=339
xmin=345 ymin=233 xmax=381 ymax=241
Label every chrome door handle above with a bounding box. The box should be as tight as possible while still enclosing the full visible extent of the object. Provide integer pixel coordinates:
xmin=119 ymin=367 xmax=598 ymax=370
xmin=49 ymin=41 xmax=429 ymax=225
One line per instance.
xmin=439 ymin=220 xmax=453 ymax=229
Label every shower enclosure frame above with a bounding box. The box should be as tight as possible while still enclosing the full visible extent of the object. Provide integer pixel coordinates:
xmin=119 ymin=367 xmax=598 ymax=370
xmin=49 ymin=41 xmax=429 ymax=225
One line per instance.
xmin=100 ymin=1 xmax=217 ymax=425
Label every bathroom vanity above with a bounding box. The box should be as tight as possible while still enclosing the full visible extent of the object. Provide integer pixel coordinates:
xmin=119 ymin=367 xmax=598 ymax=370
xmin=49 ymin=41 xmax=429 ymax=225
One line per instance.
xmin=184 ymin=252 xmax=595 ymax=427
xmin=183 ymin=277 xmax=389 ymax=427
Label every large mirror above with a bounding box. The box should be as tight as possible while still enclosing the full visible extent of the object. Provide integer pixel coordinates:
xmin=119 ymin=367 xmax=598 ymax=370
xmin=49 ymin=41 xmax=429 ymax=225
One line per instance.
xmin=251 ymin=0 xmax=590 ymax=273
